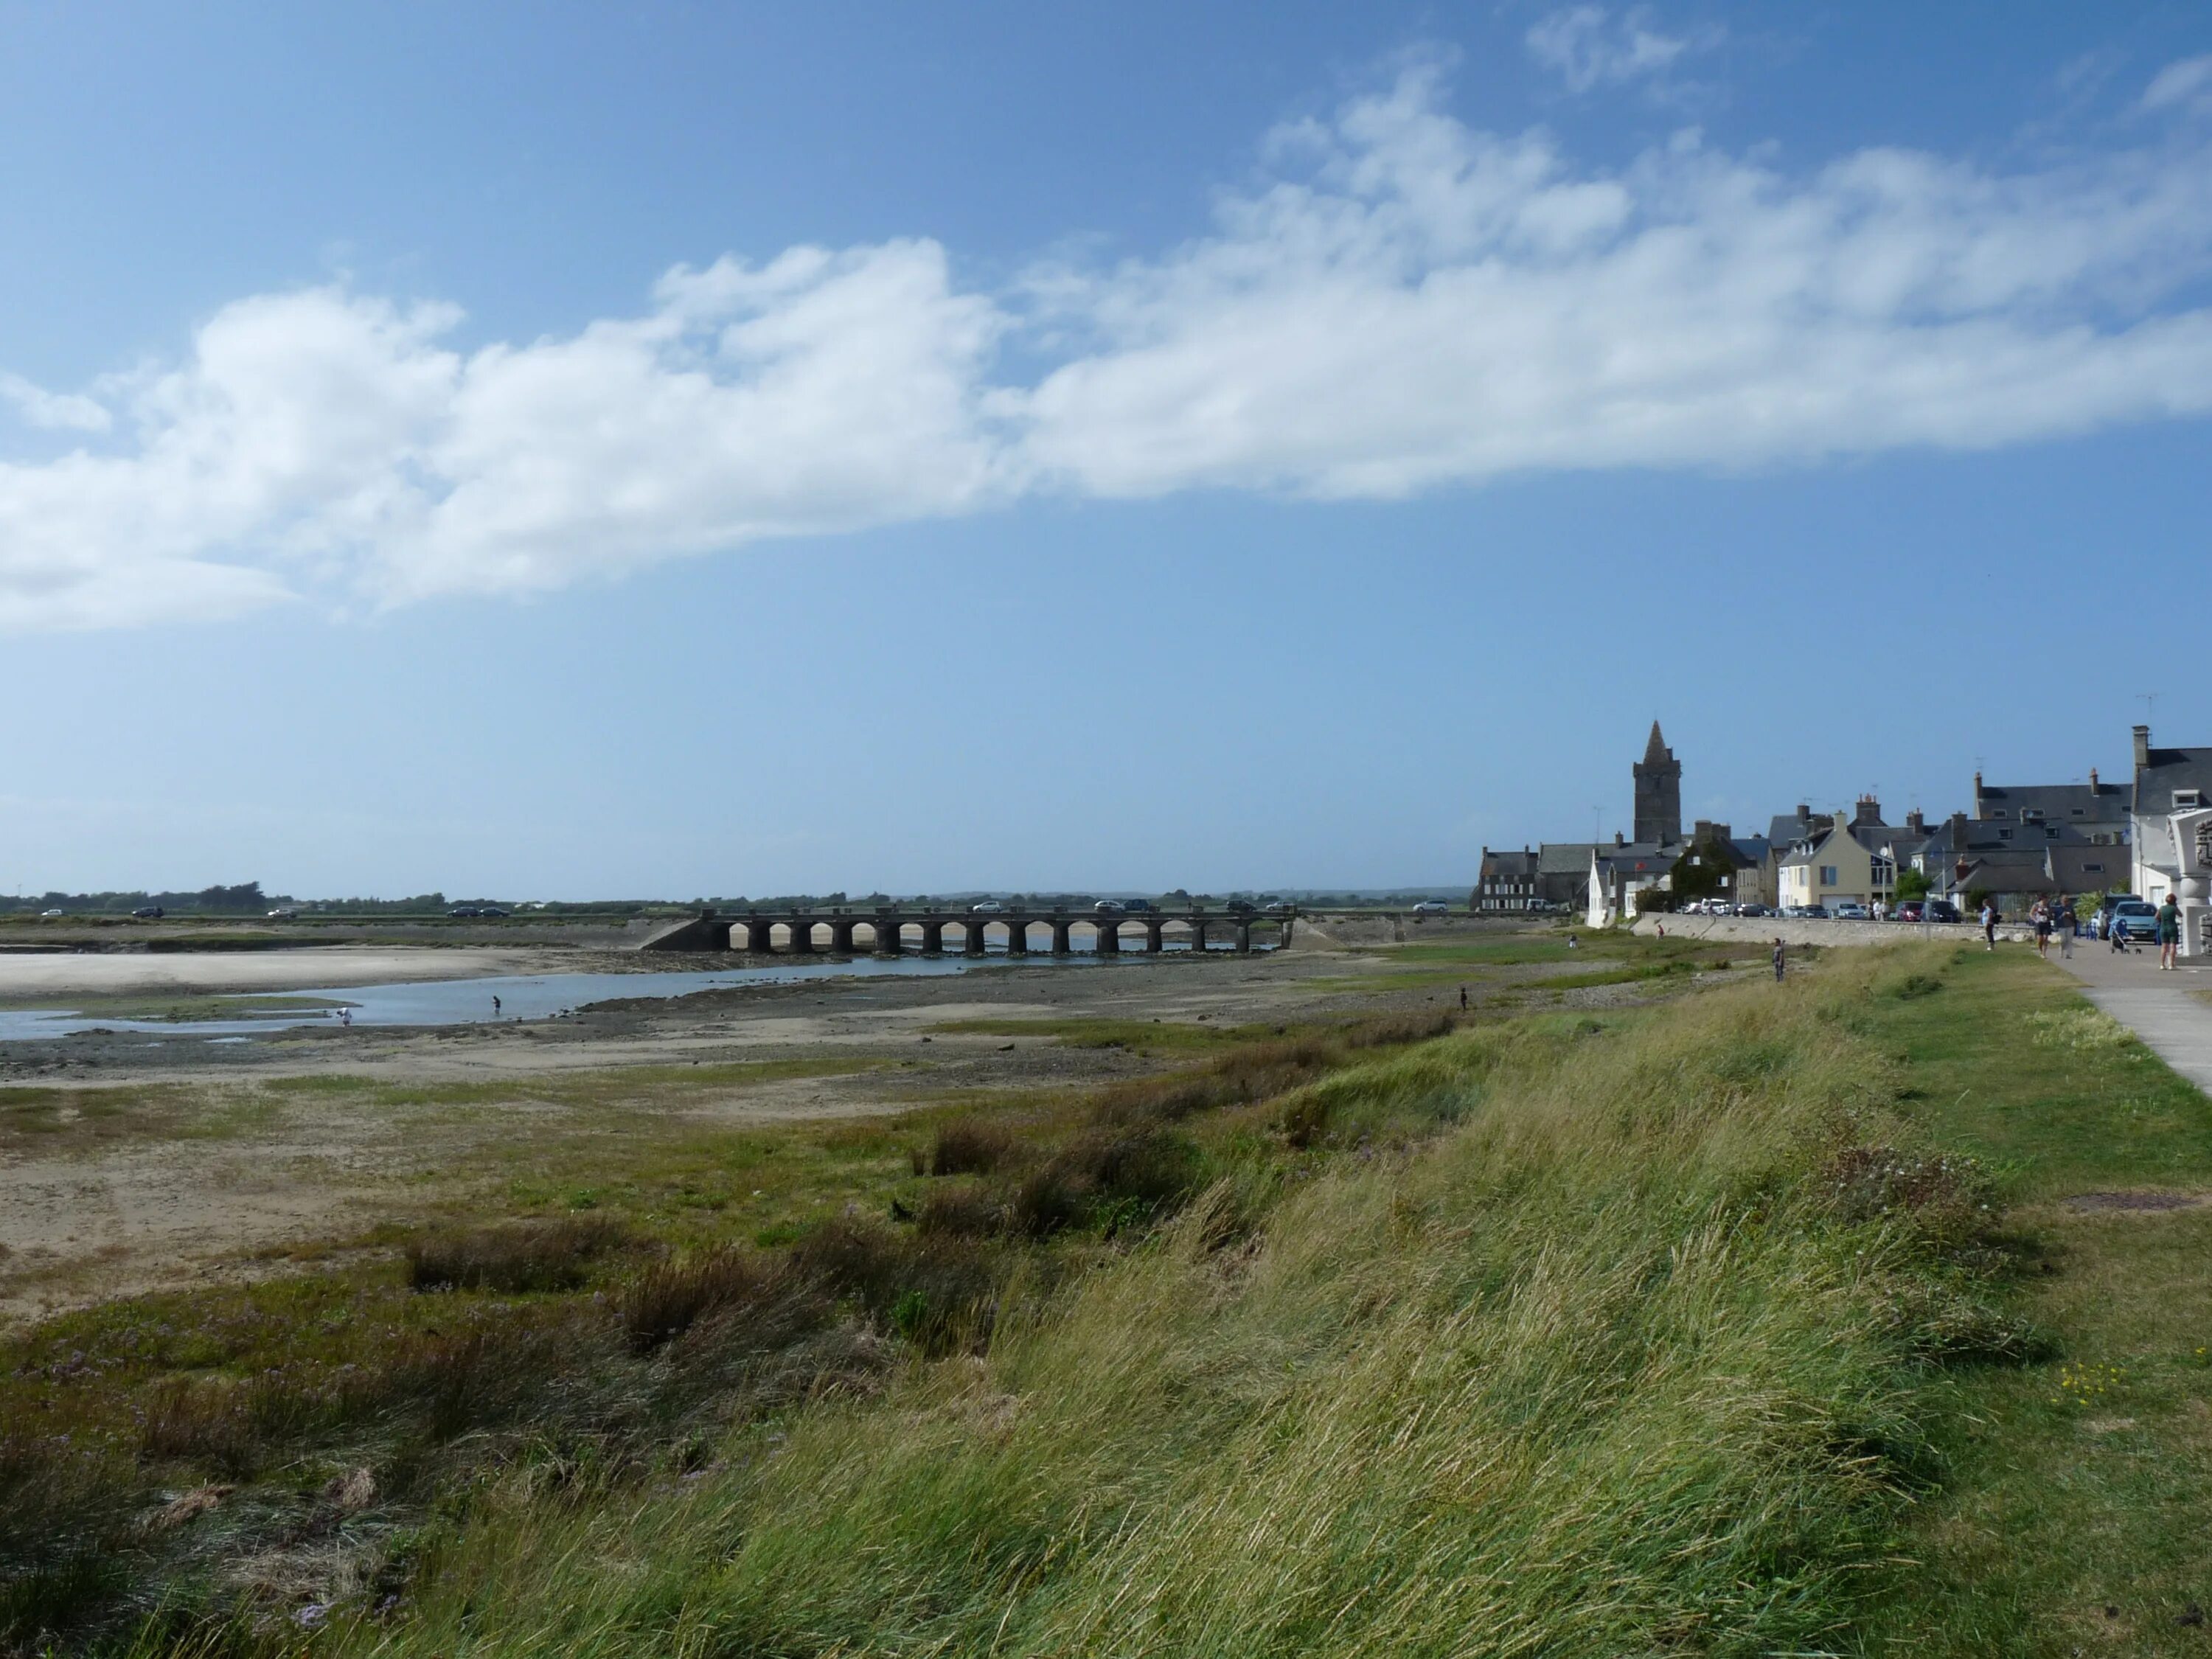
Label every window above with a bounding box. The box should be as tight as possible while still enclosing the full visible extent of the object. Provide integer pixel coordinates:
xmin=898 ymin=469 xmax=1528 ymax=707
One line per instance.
xmin=1819 ymin=866 xmax=1838 ymax=886
xmin=2177 ymin=789 xmax=2204 ymax=809
xmin=2023 ymin=809 xmax=2043 ymax=823
xmin=2084 ymin=863 xmax=2104 ymax=874
xmin=1998 ymin=828 xmax=2012 ymax=841
xmin=1992 ymin=810 xmax=2008 ymax=818
xmin=2045 ymin=828 xmax=2061 ymax=841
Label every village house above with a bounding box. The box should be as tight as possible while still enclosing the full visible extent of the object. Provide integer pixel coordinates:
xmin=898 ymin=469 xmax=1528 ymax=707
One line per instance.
xmin=1473 ymin=846 xmax=1543 ymax=912
xmin=1972 ymin=768 xmax=2129 ymax=845
xmin=2129 ymin=725 xmax=2212 ymax=904
xmin=1776 ymin=796 xmax=1900 ymax=911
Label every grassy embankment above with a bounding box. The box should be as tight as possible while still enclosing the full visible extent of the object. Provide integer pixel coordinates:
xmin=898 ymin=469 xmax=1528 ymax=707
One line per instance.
xmin=1854 ymin=950 xmax=2212 ymax=1653
xmin=7 ymin=943 xmax=2207 ymax=1655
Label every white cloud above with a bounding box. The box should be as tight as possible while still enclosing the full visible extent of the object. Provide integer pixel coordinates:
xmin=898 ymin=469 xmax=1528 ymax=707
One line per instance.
xmin=1524 ymin=6 xmax=1699 ymax=94
xmin=2143 ymin=54 xmax=2212 ymax=114
xmin=7 ymin=62 xmax=2212 ymax=630
xmin=0 ymin=371 xmax=111 ymax=432
xmin=1015 ymin=70 xmax=2212 ymax=498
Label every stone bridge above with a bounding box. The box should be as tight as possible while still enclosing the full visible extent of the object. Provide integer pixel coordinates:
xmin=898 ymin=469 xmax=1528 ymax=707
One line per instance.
xmin=639 ymin=907 xmax=1293 ymax=957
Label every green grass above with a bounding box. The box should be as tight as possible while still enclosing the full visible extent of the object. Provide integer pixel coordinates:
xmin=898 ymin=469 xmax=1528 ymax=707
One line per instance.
xmin=1844 ymin=947 xmax=2212 ymax=1655
xmin=12 ymin=945 xmax=2209 ymax=1656
xmin=57 ymin=949 xmax=2026 ymax=1658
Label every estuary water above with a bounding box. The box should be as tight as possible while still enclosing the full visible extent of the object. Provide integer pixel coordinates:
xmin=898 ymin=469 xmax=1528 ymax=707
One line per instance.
xmin=0 ymin=941 xmax=1263 ymax=1043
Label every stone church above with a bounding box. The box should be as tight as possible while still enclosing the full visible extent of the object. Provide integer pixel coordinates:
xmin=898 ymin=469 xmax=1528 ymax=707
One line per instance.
xmin=1482 ymin=723 xmax=1759 ymax=918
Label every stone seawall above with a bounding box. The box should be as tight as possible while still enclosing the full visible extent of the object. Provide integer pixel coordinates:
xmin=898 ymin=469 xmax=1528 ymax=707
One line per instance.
xmin=1630 ymin=914 xmax=2038 ymax=949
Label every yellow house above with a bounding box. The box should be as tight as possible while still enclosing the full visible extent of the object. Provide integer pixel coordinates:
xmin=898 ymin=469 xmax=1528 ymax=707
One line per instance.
xmin=1776 ymin=799 xmax=1898 ymax=912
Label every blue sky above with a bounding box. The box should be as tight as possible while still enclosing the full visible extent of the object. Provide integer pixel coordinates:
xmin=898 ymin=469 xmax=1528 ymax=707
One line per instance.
xmin=3 ymin=1 xmax=2209 ymax=898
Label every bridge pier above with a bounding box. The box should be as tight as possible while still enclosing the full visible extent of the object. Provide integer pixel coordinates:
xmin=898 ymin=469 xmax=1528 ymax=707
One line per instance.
xmin=964 ymin=921 xmax=987 ymax=958
xmin=1051 ymin=918 xmax=1073 ymax=954
xmin=787 ymin=917 xmax=814 ymax=954
xmin=1096 ymin=919 xmax=1120 ymax=954
xmin=874 ymin=914 xmax=902 ymax=957
xmin=829 ymin=917 xmax=856 ymax=954
xmin=745 ymin=918 xmax=775 ymax=953
xmin=1189 ymin=919 xmax=1208 ymax=953
xmin=1006 ymin=919 xmax=1029 ymax=956
xmin=1236 ymin=922 xmax=1253 ymax=954
xmin=921 ymin=919 xmax=945 ymax=955
xmin=1144 ymin=919 xmax=1164 ymax=953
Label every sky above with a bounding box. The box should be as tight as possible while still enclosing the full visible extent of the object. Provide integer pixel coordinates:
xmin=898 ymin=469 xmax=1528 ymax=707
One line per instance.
xmin=2 ymin=0 xmax=2209 ymax=899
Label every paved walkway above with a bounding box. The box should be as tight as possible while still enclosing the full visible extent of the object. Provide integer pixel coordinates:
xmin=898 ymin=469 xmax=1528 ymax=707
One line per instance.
xmin=2055 ymin=942 xmax=2212 ymax=1095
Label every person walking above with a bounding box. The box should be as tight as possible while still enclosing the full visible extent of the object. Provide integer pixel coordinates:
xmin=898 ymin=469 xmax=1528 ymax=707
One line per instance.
xmin=2031 ymin=898 xmax=2052 ymax=959
xmin=2157 ymin=893 xmax=2183 ymax=970
xmin=1772 ymin=937 xmax=1786 ymax=982
xmin=2057 ymin=895 xmax=2074 ymax=959
xmin=493 ymin=995 xmax=502 ymax=1015
xmin=1980 ymin=898 xmax=1999 ymax=951
xmin=1458 ymin=984 xmax=1469 ymax=1012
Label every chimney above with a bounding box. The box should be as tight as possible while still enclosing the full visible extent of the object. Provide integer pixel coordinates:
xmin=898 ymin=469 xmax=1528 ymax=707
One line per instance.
xmin=2135 ymin=725 xmax=2151 ymax=768
xmin=1949 ymin=810 xmax=1968 ymax=846
xmin=1905 ymin=808 xmax=1925 ymax=835
xmin=1853 ymin=794 xmax=1883 ymax=827
xmin=1613 ymin=830 xmax=1624 ymax=847
xmin=2089 ymin=768 xmax=2099 ymax=791
xmin=1795 ymin=803 xmax=1810 ymax=823
xmin=1972 ymin=769 xmax=1983 ymax=813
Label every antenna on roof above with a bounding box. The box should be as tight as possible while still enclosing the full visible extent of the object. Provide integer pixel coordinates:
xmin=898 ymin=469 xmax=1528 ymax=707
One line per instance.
xmin=2139 ymin=692 xmax=2158 ymax=726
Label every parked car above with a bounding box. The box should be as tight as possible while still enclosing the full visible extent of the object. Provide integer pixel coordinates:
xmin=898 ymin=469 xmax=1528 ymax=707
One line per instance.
xmin=1926 ymin=900 xmax=1962 ymax=923
xmin=1093 ymin=900 xmax=1125 ymax=914
xmin=131 ymin=905 xmax=164 ymax=919
xmin=1893 ymin=900 xmax=1924 ymax=922
xmin=2111 ymin=898 xmax=2160 ymax=942
xmin=1832 ymin=901 xmax=1871 ymax=920
xmin=969 ymin=900 xmax=1005 ymax=914
xmin=1783 ymin=904 xmax=1830 ymax=919
xmin=1410 ymin=900 xmax=1449 ymax=917
xmin=1733 ymin=902 xmax=1773 ymax=917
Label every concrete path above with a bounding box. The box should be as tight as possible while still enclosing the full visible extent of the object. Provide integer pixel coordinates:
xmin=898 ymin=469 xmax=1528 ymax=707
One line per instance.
xmin=2056 ymin=943 xmax=2212 ymax=1096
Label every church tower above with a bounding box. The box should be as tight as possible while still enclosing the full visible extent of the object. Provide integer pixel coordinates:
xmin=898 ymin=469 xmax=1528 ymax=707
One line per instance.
xmin=1633 ymin=721 xmax=1682 ymax=846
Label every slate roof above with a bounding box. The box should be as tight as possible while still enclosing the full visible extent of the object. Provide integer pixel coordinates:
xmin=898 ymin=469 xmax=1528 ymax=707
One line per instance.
xmin=1974 ymin=779 xmax=2128 ymax=824
xmin=1914 ymin=818 xmax=2094 ymax=859
xmin=2135 ymin=745 xmax=2212 ymax=812
xmin=1538 ymin=842 xmax=1607 ymax=875
xmin=1478 ymin=848 xmax=1541 ymax=877
xmin=1946 ymin=845 xmax=2124 ymax=897
xmin=1767 ymin=811 xmax=1829 ymax=847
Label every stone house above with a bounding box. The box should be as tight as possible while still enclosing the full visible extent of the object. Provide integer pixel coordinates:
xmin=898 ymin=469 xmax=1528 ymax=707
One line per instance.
xmin=2129 ymin=725 xmax=2212 ymax=904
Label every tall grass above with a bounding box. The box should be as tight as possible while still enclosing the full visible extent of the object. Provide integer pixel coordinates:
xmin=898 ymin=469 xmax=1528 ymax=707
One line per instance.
xmin=309 ymin=951 xmax=2011 ymax=1658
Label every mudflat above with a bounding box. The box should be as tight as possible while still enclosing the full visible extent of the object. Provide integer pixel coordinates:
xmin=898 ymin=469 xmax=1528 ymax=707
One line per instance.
xmin=0 ymin=945 xmax=561 ymax=999
xmin=0 ymin=921 xmax=1683 ymax=1324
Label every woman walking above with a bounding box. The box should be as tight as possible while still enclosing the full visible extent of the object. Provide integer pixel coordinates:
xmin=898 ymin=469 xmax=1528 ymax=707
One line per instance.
xmin=2031 ymin=898 xmax=2051 ymax=959
xmin=1980 ymin=898 xmax=1999 ymax=951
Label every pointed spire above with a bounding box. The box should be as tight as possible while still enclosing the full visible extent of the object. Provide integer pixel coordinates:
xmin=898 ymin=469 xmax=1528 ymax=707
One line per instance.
xmin=1643 ymin=720 xmax=1669 ymax=764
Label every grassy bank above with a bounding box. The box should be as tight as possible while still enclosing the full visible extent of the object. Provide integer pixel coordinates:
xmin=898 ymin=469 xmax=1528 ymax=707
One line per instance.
xmin=53 ymin=950 xmax=2023 ymax=1654
xmin=11 ymin=943 xmax=2204 ymax=1655
xmin=1851 ymin=950 xmax=2212 ymax=1654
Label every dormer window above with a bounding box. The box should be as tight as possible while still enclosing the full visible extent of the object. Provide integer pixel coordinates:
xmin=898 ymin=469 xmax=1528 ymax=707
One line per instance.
xmin=2023 ymin=809 xmax=2044 ymax=823
xmin=1992 ymin=810 xmax=2008 ymax=818
xmin=1998 ymin=828 xmax=2012 ymax=841
xmin=2177 ymin=790 xmax=2203 ymax=809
